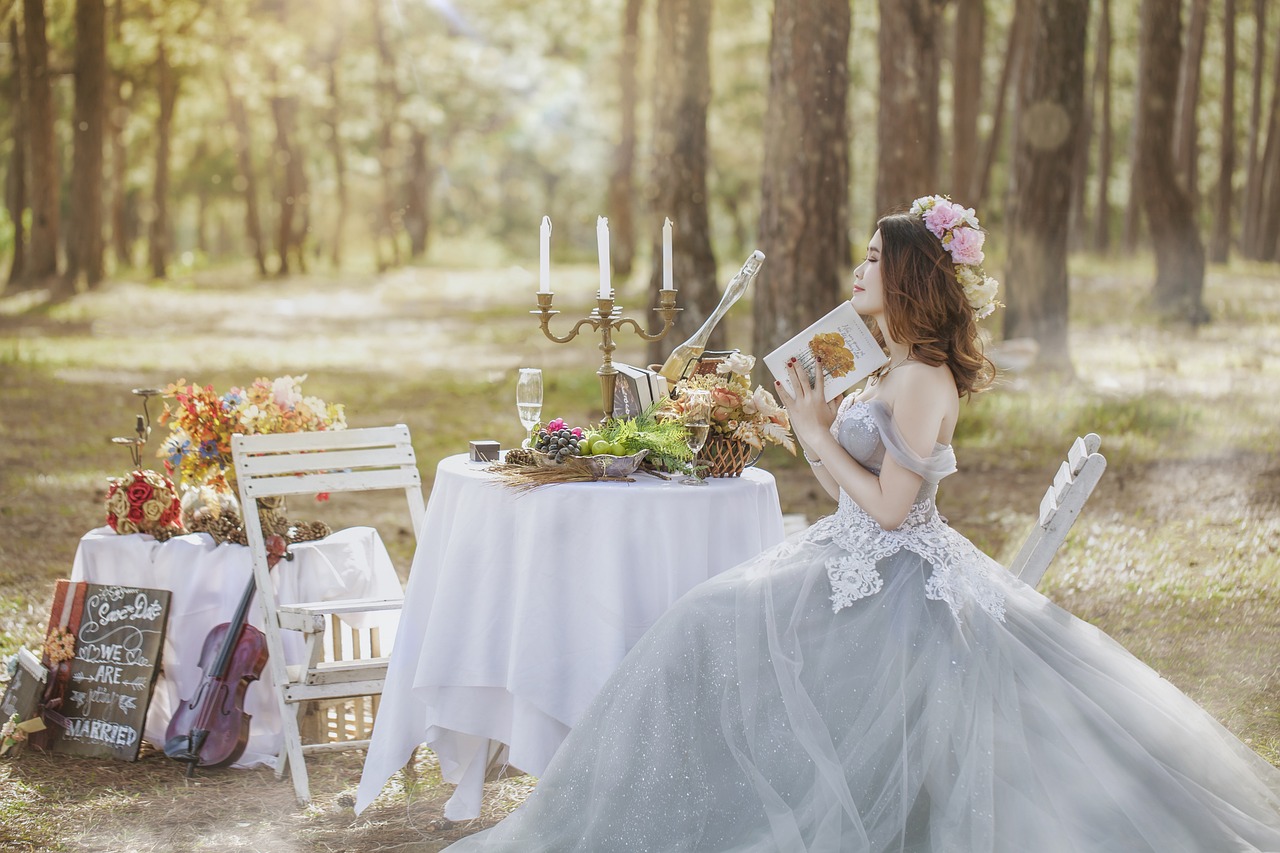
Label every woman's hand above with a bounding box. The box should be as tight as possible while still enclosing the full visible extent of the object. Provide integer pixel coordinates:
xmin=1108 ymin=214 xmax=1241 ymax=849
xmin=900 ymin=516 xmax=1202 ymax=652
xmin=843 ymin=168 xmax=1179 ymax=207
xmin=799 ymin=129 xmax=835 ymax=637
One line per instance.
xmin=776 ymin=358 xmax=843 ymax=450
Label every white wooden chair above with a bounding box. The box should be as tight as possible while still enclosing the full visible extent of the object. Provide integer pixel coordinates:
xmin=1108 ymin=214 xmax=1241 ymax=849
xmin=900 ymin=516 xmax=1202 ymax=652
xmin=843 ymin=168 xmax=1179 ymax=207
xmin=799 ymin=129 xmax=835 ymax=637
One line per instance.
xmin=233 ymin=424 xmax=425 ymax=804
xmin=1010 ymin=433 xmax=1107 ymax=588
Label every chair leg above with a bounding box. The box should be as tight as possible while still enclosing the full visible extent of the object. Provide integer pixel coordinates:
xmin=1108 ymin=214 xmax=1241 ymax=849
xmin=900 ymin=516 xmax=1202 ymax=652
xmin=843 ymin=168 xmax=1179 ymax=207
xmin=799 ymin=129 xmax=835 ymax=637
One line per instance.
xmin=278 ymin=694 xmax=311 ymax=804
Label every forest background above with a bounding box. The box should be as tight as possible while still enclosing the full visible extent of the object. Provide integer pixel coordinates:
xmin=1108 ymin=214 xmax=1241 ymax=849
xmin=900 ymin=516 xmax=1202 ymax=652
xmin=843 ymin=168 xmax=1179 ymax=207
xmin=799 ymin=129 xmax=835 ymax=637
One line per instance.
xmin=3 ymin=0 xmax=1280 ymax=850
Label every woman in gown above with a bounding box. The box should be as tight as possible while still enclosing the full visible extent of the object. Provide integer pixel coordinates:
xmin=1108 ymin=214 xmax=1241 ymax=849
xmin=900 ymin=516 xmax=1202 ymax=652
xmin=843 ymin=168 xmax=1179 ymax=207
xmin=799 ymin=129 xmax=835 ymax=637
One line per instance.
xmin=444 ymin=198 xmax=1280 ymax=852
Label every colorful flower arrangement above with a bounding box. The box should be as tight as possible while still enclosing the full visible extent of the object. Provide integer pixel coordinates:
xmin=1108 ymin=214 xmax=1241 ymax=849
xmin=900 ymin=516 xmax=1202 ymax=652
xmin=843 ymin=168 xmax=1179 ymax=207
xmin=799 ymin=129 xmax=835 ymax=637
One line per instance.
xmin=104 ymin=469 xmax=183 ymax=536
xmin=670 ymin=353 xmax=795 ymax=453
xmin=158 ymin=374 xmax=346 ymax=492
xmin=908 ymin=195 xmax=1001 ymax=320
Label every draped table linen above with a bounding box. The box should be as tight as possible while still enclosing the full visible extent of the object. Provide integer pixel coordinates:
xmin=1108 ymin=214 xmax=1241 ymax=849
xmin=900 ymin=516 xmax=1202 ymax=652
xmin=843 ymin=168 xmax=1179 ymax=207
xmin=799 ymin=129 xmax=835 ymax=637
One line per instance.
xmin=356 ymin=454 xmax=786 ymax=820
xmin=70 ymin=525 xmax=402 ymax=767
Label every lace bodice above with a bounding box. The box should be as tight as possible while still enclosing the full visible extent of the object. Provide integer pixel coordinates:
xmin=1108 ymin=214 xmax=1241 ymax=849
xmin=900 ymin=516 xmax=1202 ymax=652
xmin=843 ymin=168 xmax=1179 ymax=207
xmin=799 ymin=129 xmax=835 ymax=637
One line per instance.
xmin=807 ymin=398 xmax=1007 ymax=623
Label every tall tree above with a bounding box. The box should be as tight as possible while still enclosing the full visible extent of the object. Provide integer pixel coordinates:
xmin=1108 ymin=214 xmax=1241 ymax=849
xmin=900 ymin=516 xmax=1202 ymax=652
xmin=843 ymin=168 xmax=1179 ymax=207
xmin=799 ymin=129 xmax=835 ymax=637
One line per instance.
xmin=1092 ymin=0 xmax=1114 ymax=253
xmin=1210 ymin=0 xmax=1237 ymax=263
xmin=607 ymin=0 xmax=643 ymax=278
xmin=404 ymin=127 xmax=432 ymax=260
xmin=64 ymin=0 xmax=108 ymax=292
xmin=371 ymin=0 xmax=403 ymax=271
xmin=21 ymin=0 xmax=59 ymax=286
xmin=223 ymin=70 xmax=268 ymax=276
xmin=1255 ymin=43 xmax=1280 ymax=261
xmin=5 ymin=18 xmax=27 ymax=286
xmin=952 ymin=0 xmax=985 ymax=203
xmin=752 ymin=0 xmax=850 ymax=360
xmin=1135 ymin=0 xmax=1207 ymax=323
xmin=322 ymin=32 xmax=348 ymax=269
xmin=646 ymin=0 xmax=717 ymax=367
xmin=148 ymin=36 xmax=178 ymax=279
xmin=1002 ymin=0 xmax=1088 ymax=369
xmin=1241 ymin=0 xmax=1267 ymax=253
xmin=1173 ymin=0 xmax=1209 ymax=207
xmin=976 ymin=0 xmax=1029 ymax=209
xmin=876 ymin=0 xmax=944 ymax=216
xmin=108 ymin=0 xmax=132 ymax=269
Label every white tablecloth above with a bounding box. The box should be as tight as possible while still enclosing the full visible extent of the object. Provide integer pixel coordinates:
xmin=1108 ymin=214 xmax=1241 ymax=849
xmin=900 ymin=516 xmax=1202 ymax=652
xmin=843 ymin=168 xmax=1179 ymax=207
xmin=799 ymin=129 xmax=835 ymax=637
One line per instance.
xmin=71 ymin=525 xmax=402 ymax=767
xmin=356 ymin=454 xmax=786 ymax=819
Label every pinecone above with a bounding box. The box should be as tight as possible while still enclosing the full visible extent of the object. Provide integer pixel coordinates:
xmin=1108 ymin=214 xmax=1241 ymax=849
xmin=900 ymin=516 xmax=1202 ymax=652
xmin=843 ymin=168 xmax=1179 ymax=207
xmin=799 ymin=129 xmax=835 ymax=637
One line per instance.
xmin=288 ymin=520 xmax=332 ymax=543
xmin=504 ymin=448 xmax=537 ymax=467
xmin=150 ymin=526 xmax=185 ymax=542
xmin=189 ymin=511 xmax=246 ymax=545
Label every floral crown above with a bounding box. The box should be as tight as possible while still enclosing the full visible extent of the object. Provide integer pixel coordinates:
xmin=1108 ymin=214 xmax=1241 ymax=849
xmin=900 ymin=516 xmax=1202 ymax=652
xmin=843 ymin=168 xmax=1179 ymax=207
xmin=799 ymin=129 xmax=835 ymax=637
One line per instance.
xmin=908 ymin=195 xmax=1001 ymax=320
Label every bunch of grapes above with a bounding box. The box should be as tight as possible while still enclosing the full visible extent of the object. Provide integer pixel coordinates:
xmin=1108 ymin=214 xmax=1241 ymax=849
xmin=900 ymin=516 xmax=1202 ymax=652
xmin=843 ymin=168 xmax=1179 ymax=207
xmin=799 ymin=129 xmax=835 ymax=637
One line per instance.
xmin=534 ymin=418 xmax=587 ymax=462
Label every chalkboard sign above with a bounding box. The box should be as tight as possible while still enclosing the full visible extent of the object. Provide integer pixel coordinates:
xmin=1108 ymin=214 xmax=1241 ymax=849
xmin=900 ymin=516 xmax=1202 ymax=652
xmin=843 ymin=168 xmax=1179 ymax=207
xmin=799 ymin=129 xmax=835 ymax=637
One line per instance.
xmin=49 ymin=582 xmax=170 ymax=761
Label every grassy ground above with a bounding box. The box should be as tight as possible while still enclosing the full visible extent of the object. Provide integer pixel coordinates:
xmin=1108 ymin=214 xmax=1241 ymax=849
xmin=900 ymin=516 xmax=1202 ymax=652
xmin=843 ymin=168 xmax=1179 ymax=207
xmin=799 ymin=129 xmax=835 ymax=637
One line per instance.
xmin=2 ymin=255 xmax=1279 ymax=851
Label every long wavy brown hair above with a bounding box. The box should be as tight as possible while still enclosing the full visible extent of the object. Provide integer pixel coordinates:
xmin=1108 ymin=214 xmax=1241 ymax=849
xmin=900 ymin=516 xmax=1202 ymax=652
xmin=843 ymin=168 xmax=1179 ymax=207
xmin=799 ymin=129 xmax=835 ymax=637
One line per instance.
xmin=873 ymin=212 xmax=995 ymax=397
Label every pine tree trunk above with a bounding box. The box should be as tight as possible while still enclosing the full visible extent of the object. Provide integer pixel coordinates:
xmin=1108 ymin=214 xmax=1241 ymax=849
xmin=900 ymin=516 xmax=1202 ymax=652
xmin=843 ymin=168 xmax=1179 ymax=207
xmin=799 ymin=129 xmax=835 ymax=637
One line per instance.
xmin=1068 ymin=3 xmax=1096 ymax=251
xmin=64 ymin=0 xmax=107 ymax=292
xmin=1173 ymin=0 xmax=1209 ymax=206
xmin=324 ymin=46 xmax=347 ymax=269
xmin=148 ymin=38 xmax=177 ymax=280
xmin=1092 ymin=0 xmax=1113 ymax=253
xmin=645 ymin=0 xmax=718 ymax=367
xmin=1256 ymin=45 xmax=1280 ymax=260
xmin=751 ymin=0 xmax=850 ymax=360
xmin=952 ymin=0 xmax=984 ymax=202
xmin=607 ymin=0 xmax=643 ymax=278
xmin=1136 ymin=0 xmax=1208 ymax=324
xmin=977 ymin=0 xmax=1029 ymax=209
xmin=22 ymin=0 xmax=59 ymax=286
xmin=223 ymin=72 xmax=268 ymax=276
xmin=6 ymin=19 xmax=27 ymax=286
xmin=269 ymin=75 xmax=304 ymax=275
xmin=371 ymin=0 xmax=402 ymax=272
xmin=404 ymin=127 xmax=431 ymax=259
xmin=1210 ymin=0 xmax=1236 ymax=263
xmin=876 ymin=0 xmax=944 ymax=215
xmin=1003 ymin=0 xmax=1088 ymax=370
xmin=1241 ymin=0 xmax=1266 ymax=254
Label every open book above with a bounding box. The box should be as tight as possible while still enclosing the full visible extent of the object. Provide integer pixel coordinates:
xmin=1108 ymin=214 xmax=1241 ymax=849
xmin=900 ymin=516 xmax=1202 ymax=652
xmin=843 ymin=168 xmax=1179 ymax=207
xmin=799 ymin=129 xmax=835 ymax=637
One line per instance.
xmin=764 ymin=302 xmax=889 ymax=402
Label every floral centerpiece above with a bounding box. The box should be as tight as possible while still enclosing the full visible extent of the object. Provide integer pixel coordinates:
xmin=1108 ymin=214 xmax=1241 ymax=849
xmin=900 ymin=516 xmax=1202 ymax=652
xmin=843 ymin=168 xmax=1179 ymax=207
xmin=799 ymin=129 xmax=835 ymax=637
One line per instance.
xmin=158 ymin=374 xmax=346 ymax=494
xmin=669 ymin=352 xmax=794 ymax=476
xmin=104 ymin=469 xmax=183 ymax=537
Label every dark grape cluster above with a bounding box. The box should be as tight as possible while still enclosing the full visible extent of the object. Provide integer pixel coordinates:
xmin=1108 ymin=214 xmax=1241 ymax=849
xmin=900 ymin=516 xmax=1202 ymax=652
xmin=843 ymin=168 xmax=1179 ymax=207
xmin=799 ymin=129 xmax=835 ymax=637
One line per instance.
xmin=534 ymin=427 xmax=587 ymax=461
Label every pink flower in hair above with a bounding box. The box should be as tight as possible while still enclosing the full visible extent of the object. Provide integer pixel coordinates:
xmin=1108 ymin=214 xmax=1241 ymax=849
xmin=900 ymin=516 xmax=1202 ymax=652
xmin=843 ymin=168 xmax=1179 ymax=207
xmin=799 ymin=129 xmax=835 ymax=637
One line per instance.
xmin=947 ymin=227 xmax=986 ymax=265
xmin=922 ymin=201 xmax=965 ymax=239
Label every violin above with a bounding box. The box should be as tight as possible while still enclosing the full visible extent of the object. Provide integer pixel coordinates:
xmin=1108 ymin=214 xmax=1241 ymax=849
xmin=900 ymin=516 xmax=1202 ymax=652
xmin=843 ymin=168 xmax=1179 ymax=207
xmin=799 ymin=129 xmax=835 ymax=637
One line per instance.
xmin=164 ymin=534 xmax=288 ymax=775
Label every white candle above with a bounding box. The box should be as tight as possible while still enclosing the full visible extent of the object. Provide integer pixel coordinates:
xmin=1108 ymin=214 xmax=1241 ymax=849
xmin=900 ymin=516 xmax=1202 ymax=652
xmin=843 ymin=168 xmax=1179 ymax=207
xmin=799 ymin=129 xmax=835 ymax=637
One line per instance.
xmin=597 ymin=216 xmax=611 ymax=299
xmin=539 ymin=216 xmax=552 ymax=293
xmin=662 ymin=217 xmax=673 ymax=290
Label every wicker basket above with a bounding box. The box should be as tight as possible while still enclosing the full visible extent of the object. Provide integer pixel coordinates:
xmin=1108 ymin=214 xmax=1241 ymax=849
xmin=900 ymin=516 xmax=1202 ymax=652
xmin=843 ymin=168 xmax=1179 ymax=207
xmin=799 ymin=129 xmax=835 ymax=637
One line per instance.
xmin=697 ymin=434 xmax=761 ymax=478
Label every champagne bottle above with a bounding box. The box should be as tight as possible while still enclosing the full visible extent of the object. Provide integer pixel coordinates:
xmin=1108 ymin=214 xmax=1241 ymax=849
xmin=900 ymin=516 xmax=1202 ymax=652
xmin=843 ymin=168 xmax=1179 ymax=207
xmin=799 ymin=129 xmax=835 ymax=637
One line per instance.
xmin=658 ymin=250 xmax=766 ymax=383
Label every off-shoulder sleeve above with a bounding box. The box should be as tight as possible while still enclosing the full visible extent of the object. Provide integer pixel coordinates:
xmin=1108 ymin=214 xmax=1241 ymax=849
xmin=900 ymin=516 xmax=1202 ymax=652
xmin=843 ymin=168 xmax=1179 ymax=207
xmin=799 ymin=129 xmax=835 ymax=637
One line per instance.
xmin=867 ymin=400 xmax=957 ymax=483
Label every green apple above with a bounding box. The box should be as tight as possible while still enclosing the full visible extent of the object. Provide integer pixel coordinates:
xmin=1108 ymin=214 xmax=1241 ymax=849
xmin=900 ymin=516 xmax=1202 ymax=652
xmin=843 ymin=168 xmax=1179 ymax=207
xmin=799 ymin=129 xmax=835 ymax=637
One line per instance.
xmin=591 ymin=438 xmax=613 ymax=455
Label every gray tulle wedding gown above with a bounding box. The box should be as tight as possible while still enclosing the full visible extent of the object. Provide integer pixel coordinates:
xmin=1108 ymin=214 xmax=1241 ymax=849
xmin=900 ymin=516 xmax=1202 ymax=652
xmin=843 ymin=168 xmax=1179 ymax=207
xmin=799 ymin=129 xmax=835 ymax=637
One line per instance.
xmin=444 ymin=398 xmax=1280 ymax=852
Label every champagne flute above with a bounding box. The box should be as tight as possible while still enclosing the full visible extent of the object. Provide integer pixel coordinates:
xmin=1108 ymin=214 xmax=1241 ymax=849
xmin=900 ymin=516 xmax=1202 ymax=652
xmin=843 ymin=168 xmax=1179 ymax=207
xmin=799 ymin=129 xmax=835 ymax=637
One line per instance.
xmin=680 ymin=390 xmax=712 ymax=485
xmin=516 ymin=368 xmax=543 ymax=449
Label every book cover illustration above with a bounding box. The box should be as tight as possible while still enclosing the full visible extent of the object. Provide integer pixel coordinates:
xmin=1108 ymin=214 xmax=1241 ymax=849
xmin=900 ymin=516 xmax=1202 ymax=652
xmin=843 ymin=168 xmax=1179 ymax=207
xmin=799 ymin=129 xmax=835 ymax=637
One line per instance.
xmin=764 ymin=303 xmax=889 ymax=402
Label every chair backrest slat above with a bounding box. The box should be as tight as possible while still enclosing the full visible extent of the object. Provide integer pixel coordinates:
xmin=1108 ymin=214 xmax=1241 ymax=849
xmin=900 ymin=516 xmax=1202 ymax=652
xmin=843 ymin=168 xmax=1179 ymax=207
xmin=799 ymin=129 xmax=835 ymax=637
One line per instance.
xmin=235 ymin=425 xmax=411 ymax=453
xmin=237 ymin=446 xmax=417 ymax=477
xmin=242 ymin=467 xmax=422 ymax=499
xmin=1014 ymin=439 xmax=1107 ymax=588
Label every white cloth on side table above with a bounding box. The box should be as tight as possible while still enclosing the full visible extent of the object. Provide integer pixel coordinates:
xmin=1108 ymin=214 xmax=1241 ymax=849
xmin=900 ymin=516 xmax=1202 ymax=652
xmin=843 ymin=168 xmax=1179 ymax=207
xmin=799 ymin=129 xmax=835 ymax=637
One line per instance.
xmin=70 ymin=525 xmax=402 ymax=767
xmin=356 ymin=454 xmax=786 ymax=820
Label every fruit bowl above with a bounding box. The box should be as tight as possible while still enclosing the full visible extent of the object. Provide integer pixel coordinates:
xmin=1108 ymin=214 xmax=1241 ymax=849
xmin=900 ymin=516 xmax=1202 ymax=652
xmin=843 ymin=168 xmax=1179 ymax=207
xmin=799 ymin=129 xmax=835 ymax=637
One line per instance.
xmin=533 ymin=448 xmax=649 ymax=479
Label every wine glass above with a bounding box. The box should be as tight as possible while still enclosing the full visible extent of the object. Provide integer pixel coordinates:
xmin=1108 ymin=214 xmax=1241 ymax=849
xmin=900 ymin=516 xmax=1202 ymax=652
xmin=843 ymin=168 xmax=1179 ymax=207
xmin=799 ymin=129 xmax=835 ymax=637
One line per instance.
xmin=516 ymin=368 xmax=543 ymax=449
xmin=680 ymin=390 xmax=712 ymax=486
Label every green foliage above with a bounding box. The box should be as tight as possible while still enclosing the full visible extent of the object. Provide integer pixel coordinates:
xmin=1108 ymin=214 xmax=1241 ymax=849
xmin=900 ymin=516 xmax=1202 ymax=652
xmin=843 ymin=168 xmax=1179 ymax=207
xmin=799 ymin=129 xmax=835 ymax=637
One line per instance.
xmin=597 ymin=401 xmax=693 ymax=471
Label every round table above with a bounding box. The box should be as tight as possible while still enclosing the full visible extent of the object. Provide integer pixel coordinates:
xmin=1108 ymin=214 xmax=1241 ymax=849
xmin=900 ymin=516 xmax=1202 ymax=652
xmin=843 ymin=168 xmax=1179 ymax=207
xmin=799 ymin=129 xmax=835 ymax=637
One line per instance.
xmin=356 ymin=454 xmax=786 ymax=820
